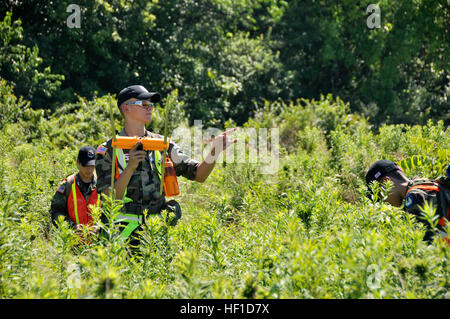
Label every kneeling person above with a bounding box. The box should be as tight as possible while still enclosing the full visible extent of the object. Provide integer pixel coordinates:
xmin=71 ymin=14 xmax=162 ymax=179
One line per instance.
xmin=366 ymin=160 xmax=449 ymax=244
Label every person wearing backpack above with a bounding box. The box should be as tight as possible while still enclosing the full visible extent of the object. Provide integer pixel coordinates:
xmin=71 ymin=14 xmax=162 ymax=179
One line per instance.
xmin=50 ymin=146 xmax=100 ymax=243
xmin=365 ymin=160 xmax=449 ymax=244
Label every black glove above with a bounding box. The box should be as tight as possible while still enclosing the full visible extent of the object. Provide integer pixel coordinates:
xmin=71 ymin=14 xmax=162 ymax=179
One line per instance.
xmin=164 ymin=199 xmax=182 ymax=226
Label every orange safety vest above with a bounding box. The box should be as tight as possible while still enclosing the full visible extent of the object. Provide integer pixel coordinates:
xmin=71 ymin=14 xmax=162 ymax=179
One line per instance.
xmin=67 ymin=178 xmax=99 ymax=225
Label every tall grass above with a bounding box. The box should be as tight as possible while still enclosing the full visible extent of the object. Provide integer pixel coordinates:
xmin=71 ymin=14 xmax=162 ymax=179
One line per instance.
xmin=0 ymin=87 xmax=448 ymax=298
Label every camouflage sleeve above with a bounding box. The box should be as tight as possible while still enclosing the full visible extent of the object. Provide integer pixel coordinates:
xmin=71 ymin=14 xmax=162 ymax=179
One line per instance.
xmin=49 ymin=181 xmax=75 ymax=228
xmin=95 ymin=142 xmax=113 ymax=194
xmin=168 ymin=140 xmax=200 ymax=181
xmin=404 ymin=189 xmax=436 ymax=242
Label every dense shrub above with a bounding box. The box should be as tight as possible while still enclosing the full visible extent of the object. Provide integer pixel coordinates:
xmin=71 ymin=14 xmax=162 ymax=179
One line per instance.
xmin=1 ymin=1 xmax=448 ymax=126
xmin=0 ymin=79 xmax=448 ymax=298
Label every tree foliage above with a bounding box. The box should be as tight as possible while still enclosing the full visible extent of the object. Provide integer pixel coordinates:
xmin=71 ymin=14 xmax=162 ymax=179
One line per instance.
xmin=0 ymin=78 xmax=449 ymax=298
xmin=1 ymin=0 xmax=447 ymax=126
xmin=0 ymin=11 xmax=63 ymax=108
xmin=272 ymin=0 xmax=449 ymax=125
xmin=0 ymin=2 xmax=448 ymax=299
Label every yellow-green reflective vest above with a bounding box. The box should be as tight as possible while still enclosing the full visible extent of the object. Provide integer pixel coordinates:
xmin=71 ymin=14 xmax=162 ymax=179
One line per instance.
xmin=115 ymin=148 xmax=162 ymax=202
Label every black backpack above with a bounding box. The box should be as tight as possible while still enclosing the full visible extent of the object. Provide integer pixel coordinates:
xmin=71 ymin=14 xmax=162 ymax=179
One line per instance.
xmin=435 ymin=172 xmax=450 ymax=224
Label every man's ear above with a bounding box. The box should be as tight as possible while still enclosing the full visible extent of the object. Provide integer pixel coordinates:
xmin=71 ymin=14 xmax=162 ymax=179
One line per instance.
xmin=381 ymin=176 xmax=398 ymax=189
xmin=380 ymin=176 xmax=391 ymax=183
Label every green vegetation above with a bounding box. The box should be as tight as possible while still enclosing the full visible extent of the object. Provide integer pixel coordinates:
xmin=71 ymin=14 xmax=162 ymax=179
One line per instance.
xmin=1 ymin=1 xmax=448 ymax=126
xmin=0 ymin=1 xmax=449 ymax=299
xmin=0 ymin=78 xmax=448 ymax=298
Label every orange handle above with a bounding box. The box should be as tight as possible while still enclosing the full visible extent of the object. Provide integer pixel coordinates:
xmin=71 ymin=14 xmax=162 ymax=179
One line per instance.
xmin=112 ymin=136 xmax=169 ymax=151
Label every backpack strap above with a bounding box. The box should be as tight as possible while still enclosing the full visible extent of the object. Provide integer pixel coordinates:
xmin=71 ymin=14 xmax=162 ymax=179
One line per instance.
xmin=407 ymin=184 xmax=440 ymax=194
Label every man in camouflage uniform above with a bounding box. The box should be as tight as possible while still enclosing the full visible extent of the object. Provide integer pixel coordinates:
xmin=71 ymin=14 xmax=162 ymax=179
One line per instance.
xmin=50 ymin=146 xmax=100 ymax=240
xmin=366 ymin=160 xmax=449 ymax=243
xmin=96 ymin=85 xmax=237 ymax=245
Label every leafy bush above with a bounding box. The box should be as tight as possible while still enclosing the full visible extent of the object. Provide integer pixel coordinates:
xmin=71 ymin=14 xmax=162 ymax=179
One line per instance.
xmin=0 ymin=62 xmax=449 ymax=299
xmin=0 ymin=12 xmax=63 ymax=108
xmin=3 ymin=1 xmax=447 ymax=126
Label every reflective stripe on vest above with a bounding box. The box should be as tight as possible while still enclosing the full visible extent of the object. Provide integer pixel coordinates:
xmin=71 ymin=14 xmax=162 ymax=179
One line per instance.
xmin=155 ymin=149 xmax=162 ymax=177
xmin=115 ymin=147 xmax=163 ymax=185
xmin=116 ymin=213 xmax=143 ymax=240
xmin=115 ymin=148 xmax=131 ymax=201
xmin=114 ymin=147 xmax=163 ymax=240
xmin=67 ymin=180 xmax=98 ymax=225
xmin=72 ymin=182 xmax=79 ymax=224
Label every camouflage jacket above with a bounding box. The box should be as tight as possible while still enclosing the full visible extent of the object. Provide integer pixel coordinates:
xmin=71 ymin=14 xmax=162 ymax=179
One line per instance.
xmin=95 ymin=128 xmax=199 ymax=215
xmin=404 ymin=178 xmax=445 ymax=242
xmin=49 ymin=173 xmax=97 ymax=227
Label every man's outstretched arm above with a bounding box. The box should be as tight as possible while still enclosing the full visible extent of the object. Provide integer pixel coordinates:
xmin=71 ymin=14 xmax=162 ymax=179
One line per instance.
xmin=195 ymin=128 xmax=238 ymax=183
